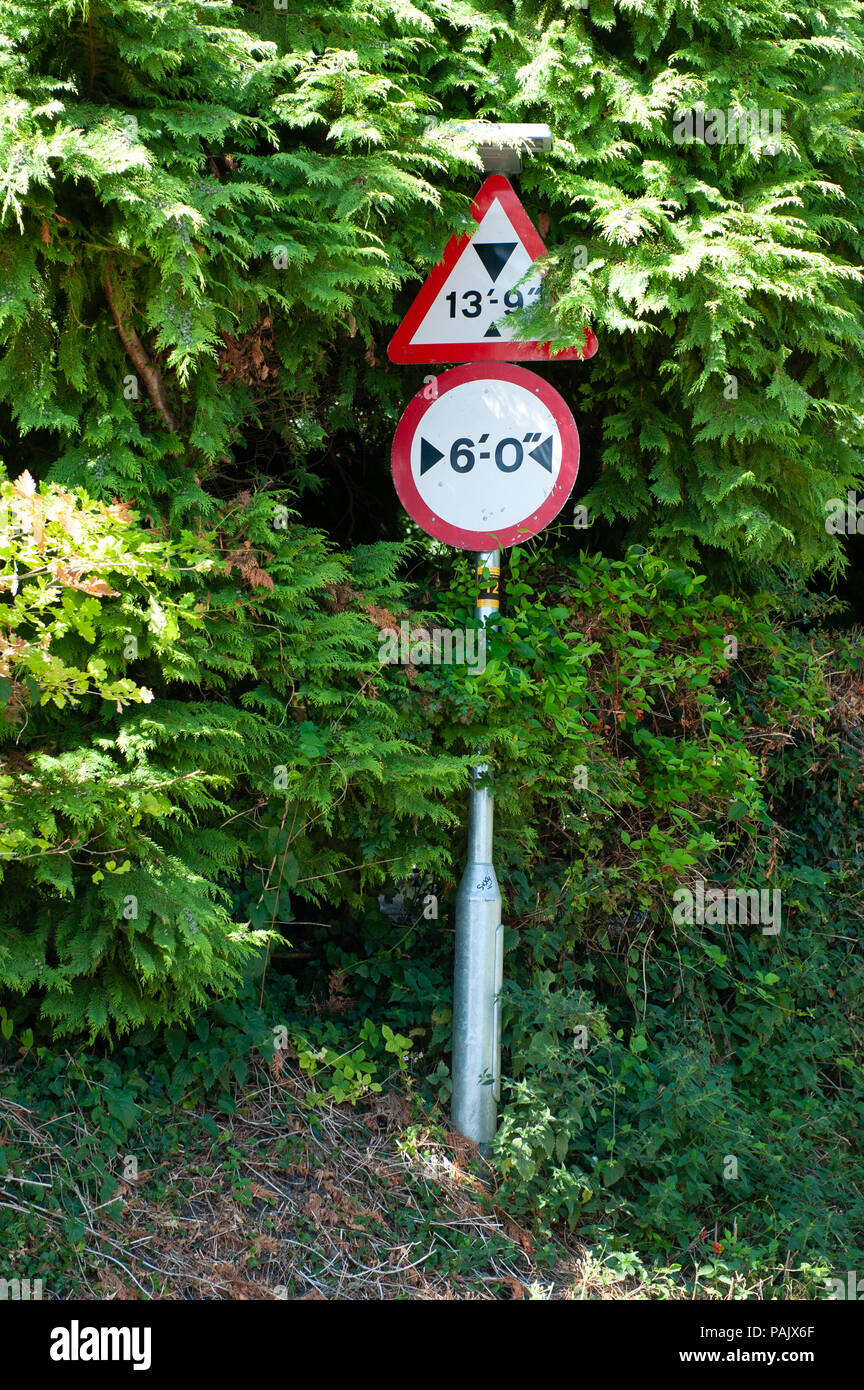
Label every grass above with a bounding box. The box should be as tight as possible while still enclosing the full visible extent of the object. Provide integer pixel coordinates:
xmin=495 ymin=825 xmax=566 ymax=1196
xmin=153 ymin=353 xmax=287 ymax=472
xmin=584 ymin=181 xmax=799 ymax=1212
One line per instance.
xmin=0 ymin=1044 xmax=836 ymax=1301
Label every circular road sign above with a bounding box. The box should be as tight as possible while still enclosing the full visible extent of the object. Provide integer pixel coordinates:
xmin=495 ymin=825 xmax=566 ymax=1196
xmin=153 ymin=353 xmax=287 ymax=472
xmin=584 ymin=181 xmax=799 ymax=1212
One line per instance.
xmin=391 ymin=363 xmax=580 ymax=550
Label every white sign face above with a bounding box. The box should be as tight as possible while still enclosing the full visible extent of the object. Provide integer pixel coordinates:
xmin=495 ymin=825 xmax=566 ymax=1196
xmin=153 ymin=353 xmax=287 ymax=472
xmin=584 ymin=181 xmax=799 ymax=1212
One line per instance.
xmin=408 ymin=198 xmax=542 ymax=349
xmin=412 ymin=376 xmax=558 ymax=529
xmin=391 ymin=364 xmax=581 ymax=550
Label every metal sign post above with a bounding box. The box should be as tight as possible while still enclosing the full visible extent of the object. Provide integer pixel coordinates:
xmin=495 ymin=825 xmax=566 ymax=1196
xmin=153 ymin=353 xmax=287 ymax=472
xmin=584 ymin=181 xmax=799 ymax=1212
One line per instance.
xmin=390 ymin=366 xmax=580 ymax=1147
xmin=452 ymin=552 xmax=504 ymax=1148
xmin=386 ymin=141 xmax=595 ymax=1151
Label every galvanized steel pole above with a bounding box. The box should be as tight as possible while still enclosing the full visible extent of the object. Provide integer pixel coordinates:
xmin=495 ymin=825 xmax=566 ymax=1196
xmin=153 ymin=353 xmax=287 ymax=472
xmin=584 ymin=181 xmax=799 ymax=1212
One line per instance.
xmin=452 ymin=551 xmax=504 ymax=1149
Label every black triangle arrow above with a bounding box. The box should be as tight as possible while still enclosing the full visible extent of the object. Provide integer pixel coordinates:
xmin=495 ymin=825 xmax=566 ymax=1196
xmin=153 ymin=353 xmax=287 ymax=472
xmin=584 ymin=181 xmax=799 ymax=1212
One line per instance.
xmin=419 ymin=437 xmax=445 ymax=475
xmin=528 ymin=436 xmax=554 ymax=472
xmin=473 ymin=241 xmax=517 ymax=283
xmin=484 ymin=322 xmax=502 ymax=338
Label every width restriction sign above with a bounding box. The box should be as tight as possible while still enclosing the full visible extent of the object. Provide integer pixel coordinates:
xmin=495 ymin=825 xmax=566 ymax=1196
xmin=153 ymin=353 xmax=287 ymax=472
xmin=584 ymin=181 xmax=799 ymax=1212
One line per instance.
xmin=388 ymin=176 xmax=598 ymax=365
xmin=391 ymin=364 xmax=580 ymax=550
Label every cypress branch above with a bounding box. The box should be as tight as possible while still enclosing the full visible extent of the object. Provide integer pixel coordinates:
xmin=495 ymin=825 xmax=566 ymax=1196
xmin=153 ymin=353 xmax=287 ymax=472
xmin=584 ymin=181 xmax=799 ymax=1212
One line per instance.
xmin=103 ymin=262 xmax=178 ymax=434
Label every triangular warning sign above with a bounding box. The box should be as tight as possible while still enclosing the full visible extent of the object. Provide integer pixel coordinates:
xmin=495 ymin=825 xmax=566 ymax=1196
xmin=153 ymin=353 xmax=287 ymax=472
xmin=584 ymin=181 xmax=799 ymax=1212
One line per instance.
xmin=388 ymin=176 xmax=598 ymax=365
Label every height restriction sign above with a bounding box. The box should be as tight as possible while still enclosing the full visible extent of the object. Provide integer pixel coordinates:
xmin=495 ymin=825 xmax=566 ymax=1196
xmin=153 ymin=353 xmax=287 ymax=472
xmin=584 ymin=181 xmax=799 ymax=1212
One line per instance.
xmin=387 ymin=175 xmax=598 ymax=365
xmin=390 ymin=363 xmax=580 ymax=550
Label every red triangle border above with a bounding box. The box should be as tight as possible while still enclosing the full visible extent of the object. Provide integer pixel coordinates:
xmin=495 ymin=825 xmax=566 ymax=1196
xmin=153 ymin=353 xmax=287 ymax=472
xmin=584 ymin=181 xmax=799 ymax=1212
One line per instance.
xmin=387 ymin=175 xmax=598 ymax=365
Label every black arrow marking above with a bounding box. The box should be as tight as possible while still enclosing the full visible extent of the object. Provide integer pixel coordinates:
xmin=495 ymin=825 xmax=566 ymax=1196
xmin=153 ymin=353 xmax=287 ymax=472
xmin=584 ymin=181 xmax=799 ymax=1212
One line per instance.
xmin=483 ymin=322 xmax=502 ymax=338
xmin=419 ymin=438 xmax=445 ymax=475
xmin=528 ymin=436 xmax=554 ymax=472
xmin=473 ymin=241 xmax=517 ymax=282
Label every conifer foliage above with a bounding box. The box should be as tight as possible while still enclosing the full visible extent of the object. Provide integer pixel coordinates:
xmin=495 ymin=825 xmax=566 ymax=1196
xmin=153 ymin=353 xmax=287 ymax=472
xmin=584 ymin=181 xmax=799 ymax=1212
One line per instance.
xmin=1 ymin=0 xmax=863 ymax=1047
xmin=1 ymin=1 xmax=862 ymax=562
xmin=0 ymin=472 xmax=466 ymax=1037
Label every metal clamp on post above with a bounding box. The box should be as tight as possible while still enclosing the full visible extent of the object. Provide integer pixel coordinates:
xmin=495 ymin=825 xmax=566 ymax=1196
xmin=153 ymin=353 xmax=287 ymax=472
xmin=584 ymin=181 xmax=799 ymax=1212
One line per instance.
xmin=474 ymin=559 xmax=500 ymax=609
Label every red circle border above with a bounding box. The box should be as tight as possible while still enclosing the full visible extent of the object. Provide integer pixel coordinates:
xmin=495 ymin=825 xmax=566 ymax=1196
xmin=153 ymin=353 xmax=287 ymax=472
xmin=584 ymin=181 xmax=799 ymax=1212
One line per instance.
xmin=390 ymin=364 xmax=580 ymax=550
